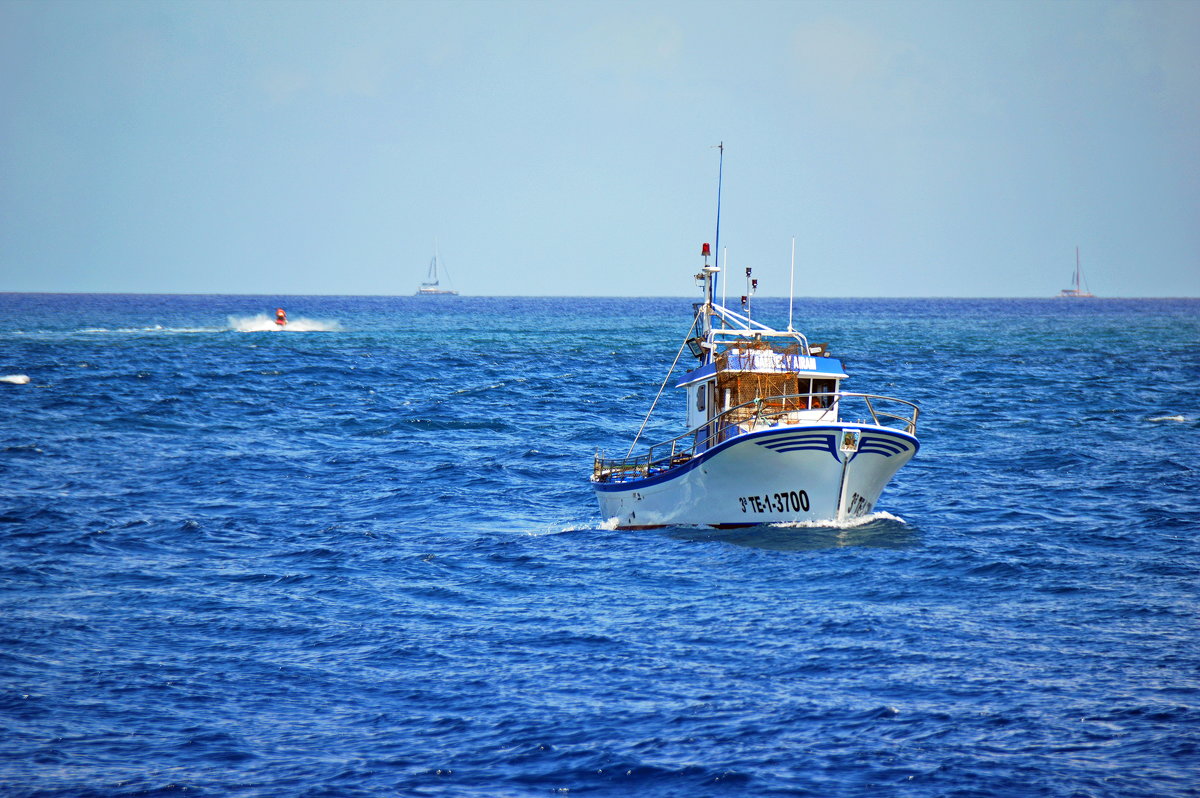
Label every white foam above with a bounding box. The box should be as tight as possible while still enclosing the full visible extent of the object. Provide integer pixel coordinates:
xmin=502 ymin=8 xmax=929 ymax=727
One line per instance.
xmin=227 ymin=314 xmax=342 ymax=332
xmin=524 ymin=526 xmax=580 ymax=537
xmin=774 ymin=510 xmax=907 ymax=530
xmin=81 ymin=326 xmax=222 ymax=334
xmin=1149 ymin=415 xmax=1188 ymax=423
xmin=569 ymin=512 xmax=905 ymax=533
xmin=1 ymin=374 xmax=31 ymax=385
xmin=530 ymin=517 xmax=616 ymax=534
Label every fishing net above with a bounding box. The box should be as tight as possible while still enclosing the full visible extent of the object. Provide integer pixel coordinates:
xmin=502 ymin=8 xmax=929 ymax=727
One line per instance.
xmin=715 ymin=341 xmax=808 ymax=419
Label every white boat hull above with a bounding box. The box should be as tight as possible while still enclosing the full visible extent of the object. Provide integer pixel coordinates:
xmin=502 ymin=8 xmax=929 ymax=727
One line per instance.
xmin=593 ymin=424 xmax=917 ymax=529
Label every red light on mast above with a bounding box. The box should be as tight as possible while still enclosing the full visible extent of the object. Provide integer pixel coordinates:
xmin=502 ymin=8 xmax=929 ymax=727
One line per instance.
xmin=701 ymin=243 xmax=711 ymax=258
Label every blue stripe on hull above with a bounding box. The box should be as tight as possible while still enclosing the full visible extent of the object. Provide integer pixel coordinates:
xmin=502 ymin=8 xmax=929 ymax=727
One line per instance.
xmin=593 ymin=425 xmax=918 ymax=492
xmin=754 ymin=432 xmax=840 ymax=461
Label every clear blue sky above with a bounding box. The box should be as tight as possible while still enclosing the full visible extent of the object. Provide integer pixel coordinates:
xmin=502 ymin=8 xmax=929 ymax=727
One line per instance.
xmin=2 ymin=0 xmax=1197 ymax=297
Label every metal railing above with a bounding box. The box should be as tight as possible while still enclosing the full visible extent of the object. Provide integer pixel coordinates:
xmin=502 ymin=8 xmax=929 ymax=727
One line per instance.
xmin=593 ymin=392 xmax=919 ymax=483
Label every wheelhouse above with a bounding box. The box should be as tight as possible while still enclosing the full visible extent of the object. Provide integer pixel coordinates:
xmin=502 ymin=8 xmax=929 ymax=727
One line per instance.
xmin=677 ymin=333 xmax=849 ymax=452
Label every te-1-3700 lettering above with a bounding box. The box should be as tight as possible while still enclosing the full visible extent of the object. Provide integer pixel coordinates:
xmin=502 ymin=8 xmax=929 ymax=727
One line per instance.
xmin=739 ymin=490 xmax=810 ymax=514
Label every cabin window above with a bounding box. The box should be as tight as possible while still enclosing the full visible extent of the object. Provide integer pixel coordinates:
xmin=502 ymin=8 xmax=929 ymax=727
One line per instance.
xmin=696 ymin=385 xmax=706 ymax=412
xmin=812 ymin=379 xmax=837 ymax=408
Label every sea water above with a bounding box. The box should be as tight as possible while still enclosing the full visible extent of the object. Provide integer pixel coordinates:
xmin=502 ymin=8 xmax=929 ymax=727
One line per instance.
xmin=1 ymin=293 xmax=1198 ymax=797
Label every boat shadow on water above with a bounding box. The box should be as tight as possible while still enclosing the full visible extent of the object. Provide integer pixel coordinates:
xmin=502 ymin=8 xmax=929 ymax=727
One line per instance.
xmin=663 ymin=515 xmax=919 ymax=552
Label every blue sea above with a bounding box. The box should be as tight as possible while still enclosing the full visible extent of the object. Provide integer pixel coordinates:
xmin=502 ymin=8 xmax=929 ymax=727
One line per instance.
xmin=2 ymin=293 xmax=1198 ymax=797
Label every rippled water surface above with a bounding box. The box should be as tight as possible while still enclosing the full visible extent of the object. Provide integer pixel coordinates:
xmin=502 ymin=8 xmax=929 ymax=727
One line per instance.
xmin=2 ymin=294 xmax=1198 ymax=797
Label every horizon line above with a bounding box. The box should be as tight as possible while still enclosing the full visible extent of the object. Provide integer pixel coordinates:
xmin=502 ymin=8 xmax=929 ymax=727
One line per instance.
xmin=1 ymin=291 xmax=1197 ymax=301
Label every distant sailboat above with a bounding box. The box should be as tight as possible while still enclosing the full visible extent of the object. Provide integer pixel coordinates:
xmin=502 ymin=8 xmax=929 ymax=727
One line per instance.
xmin=416 ymin=247 xmax=459 ymax=296
xmin=1057 ymin=247 xmax=1095 ymax=298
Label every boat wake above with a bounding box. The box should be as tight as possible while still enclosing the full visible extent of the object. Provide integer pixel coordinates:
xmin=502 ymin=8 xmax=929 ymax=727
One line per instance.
xmin=665 ymin=511 xmax=916 ymax=551
xmin=594 ymin=510 xmax=906 ymax=533
xmin=227 ymin=314 xmax=342 ymax=332
xmin=81 ymin=325 xmax=218 ymax=333
xmin=72 ymin=317 xmax=343 ymax=333
xmin=775 ymin=510 xmax=907 ymax=530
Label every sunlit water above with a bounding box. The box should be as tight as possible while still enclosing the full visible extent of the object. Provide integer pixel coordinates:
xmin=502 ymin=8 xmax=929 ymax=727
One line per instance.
xmin=2 ymin=294 xmax=1198 ymax=796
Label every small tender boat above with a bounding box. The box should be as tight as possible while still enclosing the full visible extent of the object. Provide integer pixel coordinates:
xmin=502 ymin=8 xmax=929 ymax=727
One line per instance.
xmin=1057 ymin=246 xmax=1095 ymax=298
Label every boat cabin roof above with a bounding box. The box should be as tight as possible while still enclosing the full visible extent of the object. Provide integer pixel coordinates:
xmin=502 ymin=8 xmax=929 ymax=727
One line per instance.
xmin=677 ymin=353 xmax=848 ymax=388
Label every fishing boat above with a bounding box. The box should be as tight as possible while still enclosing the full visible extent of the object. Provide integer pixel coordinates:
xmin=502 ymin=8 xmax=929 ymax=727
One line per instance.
xmin=416 ymin=249 xmax=459 ymax=296
xmin=1057 ymin=246 xmax=1095 ymax=298
xmin=592 ymin=253 xmax=920 ymax=529
xmin=591 ymin=151 xmax=919 ymax=529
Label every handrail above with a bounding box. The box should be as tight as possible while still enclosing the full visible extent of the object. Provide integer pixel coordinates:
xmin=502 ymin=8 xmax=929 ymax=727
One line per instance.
xmin=593 ymin=392 xmax=919 ymax=482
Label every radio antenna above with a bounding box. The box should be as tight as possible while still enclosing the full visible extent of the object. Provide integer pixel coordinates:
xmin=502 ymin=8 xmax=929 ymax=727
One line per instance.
xmin=711 ymin=142 xmax=724 ymax=300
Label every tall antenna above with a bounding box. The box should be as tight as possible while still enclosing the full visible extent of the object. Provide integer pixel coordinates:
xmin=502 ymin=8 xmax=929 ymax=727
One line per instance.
xmin=712 ymin=142 xmax=724 ymax=300
xmin=721 ymin=247 xmax=727 ymax=314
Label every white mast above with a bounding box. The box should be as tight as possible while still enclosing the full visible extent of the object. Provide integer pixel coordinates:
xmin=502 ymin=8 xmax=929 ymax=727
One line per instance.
xmin=788 ymin=236 xmax=796 ymax=332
